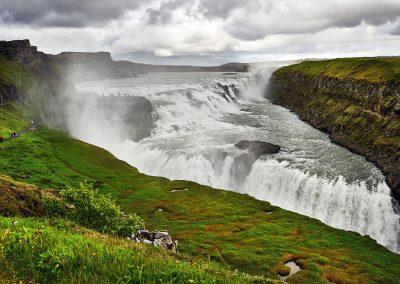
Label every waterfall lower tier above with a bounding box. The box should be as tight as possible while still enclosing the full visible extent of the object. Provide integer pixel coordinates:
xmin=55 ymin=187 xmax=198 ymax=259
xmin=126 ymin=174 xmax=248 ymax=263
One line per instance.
xmin=74 ymin=71 xmax=400 ymax=253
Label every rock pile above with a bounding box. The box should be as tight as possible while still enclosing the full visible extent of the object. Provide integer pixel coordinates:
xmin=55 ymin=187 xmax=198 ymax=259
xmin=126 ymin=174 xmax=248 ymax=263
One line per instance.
xmin=132 ymin=229 xmax=178 ymax=253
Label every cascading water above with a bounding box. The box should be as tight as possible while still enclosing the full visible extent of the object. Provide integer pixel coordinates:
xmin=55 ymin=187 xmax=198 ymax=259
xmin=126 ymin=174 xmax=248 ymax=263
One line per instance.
xmin=73 ymin=69 xmax=400 ymax=253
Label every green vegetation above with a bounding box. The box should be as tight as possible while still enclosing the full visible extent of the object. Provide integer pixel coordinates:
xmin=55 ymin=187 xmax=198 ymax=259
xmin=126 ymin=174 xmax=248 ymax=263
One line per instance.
xmin=0 ymin=217 xmax=268 ymax=283
xmin=0 ymin=55 xmax=36 ymax=89
xmin=0 ymin=54 xmax=400 ymax=283
xmin=276 ymin=57 xmax=400 ymax=83
xmin=54 ymin=182 xmax=144 ymax=237
xmin=0 ymin=103 xmax=29 ymax=137
xmin=0 ymin=105 xmax=399 ymax=283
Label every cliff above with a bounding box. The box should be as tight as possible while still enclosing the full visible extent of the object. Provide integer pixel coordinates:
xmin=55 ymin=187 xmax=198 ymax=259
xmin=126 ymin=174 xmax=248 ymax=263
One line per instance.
xmin=268 ymin=58 xmax=400 ymax=201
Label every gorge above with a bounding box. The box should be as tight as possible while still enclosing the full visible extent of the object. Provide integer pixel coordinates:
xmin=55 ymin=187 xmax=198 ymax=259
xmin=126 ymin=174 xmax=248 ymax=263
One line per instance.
xmin=1 ymin=40 xmax=400 ymax=282
xmin=73 ymin=69 xmax=400 ymax=253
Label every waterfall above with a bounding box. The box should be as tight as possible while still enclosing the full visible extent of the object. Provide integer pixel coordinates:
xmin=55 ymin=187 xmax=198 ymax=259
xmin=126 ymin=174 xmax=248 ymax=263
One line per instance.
xmin=74 ymin=71 xmax=400 ymax=253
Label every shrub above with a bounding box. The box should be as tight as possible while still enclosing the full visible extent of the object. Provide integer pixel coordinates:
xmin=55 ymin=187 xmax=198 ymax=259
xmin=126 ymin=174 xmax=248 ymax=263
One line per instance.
xmin=57 ymin=182 xmax=144 ymax=237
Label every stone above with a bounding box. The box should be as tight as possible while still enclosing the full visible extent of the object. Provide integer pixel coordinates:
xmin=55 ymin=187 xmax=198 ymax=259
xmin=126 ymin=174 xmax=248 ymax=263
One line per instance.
xmin=133 ymin=229 xmax=178 ymax=253
xmin=235 ymin=140 xmax=281 ymax=156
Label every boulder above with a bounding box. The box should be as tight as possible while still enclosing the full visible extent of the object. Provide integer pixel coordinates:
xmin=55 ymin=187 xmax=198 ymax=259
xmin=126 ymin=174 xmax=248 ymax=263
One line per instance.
xmin=235 ymin=140 xmax=280 ymax=156
xmin=133 ymin=229 xmax=178 ymax=253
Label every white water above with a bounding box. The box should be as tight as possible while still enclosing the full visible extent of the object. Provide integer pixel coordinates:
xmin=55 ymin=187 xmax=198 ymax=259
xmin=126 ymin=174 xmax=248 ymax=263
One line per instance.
xmin=74 ymin=70 xmax=400 ymax=252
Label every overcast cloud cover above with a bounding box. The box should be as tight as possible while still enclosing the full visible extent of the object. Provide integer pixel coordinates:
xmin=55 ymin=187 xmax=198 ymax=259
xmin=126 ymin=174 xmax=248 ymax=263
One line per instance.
xmin=1 ymin=0 xmax=400 ymax=65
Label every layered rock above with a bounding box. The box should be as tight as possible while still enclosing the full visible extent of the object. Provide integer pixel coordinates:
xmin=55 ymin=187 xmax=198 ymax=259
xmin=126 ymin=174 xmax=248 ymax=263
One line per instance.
xmin=268 ymin=59 xmax=400 ymax=202
xmin=0 ymin=40 xmax=44 ymax=64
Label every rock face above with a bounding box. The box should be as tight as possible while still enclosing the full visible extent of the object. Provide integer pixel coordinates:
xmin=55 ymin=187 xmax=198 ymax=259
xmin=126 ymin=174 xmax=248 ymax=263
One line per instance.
xmin=0 ymin=40 xmax=45 ymax=65
xmin=231 ymin=140 xmax=281 ymax=181
xmin=0 ymin=85 xmax=24 ymax=105
xmin=268 ymin=59 xmax=400 ymax=202
xmin=95 ymin=96 xmax=156 ymax=141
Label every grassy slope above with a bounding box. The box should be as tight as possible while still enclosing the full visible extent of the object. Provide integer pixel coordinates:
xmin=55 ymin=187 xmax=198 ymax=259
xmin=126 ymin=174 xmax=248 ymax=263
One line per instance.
xmin=0 ymin=217 xmax=268 ymax=283
xmin=0 ymin=106 xmax=400 ymax=283
xmin=276 ymin=57 xmax=400 ymax=83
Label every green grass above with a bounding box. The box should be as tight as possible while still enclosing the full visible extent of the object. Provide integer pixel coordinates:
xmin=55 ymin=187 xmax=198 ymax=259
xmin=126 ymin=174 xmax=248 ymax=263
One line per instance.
xmin=0 ymin=54 xmax=400 ymax=282
xmin=276 ymin=57 xmax=400 ymax=83
xmin=0 ymin=217 xmax=269 ymax=283
xmin=0 ymin=55 xmax=37 ymax=90
xmin=0 ymin=106 xmax=399 ymax=283
xmin=0 ymin=103 xmax=30 ymax=137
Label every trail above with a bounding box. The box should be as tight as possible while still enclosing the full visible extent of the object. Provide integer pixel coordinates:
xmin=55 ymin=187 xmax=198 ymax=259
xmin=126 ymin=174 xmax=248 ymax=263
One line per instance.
xmin=0 ymin=122 xmax=36 ymax=143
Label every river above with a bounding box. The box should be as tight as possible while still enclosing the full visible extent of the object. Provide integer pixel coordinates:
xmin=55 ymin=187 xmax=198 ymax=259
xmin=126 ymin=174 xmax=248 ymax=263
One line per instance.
xmin=73 ymin=69 xmax=400 ymax=253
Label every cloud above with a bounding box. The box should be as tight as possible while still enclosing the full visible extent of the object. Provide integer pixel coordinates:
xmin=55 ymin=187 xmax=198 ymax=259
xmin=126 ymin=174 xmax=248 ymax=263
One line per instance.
xmin=0 ymin=0 xmax=400 ymax=65
xmin=389 ymin=20 xmax=400 ymax=35
xmin=197 ymin=0 xmax=260 ymax=19
xmin=144 ymin=0 xmax=188 ymax=25
xmin=0 ymin=0 xmax=142 ymax=27
xmin=222 ymin=0 xmax=400 ymax=40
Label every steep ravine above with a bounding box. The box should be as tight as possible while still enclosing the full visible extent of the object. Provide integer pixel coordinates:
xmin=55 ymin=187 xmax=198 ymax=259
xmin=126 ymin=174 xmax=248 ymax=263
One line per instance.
xmin=267 ymin=59 xmax=400 ymax=202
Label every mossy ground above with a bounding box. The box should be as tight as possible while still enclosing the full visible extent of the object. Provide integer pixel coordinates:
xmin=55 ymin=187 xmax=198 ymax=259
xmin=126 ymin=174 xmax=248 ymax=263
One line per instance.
xmin=276 ymin=57 xmax=400 ymax=83
xmin=0 ymin=105 xmax=399 ymax=283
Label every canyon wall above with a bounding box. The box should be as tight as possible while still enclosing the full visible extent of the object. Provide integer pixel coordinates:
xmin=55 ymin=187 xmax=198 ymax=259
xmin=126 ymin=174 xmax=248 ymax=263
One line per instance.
xmin=268 ymin=58 xmax=400 ymax=202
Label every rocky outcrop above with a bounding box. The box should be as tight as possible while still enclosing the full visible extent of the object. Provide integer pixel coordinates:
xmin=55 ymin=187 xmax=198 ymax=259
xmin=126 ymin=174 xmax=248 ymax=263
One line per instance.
xmin=231 ymin=140 xmax=281 ymax=182
xmin=0 ymin=40 xmax=46 ymax=65
xmin=268 ymin=60 xmax=400 ymax=202
xmin=132 ymin=229 xmax=178 ymax=253
xmin=0 ymin=84 xmax=24 ymax=105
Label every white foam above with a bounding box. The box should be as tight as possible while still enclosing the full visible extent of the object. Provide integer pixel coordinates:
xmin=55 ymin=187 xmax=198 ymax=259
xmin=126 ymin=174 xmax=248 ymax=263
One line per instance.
xmin=74 ymin=71 xmax=400 ymax=253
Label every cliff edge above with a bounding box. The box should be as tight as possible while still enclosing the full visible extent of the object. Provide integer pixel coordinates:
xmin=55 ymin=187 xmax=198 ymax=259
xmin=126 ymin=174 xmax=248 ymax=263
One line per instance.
xmin=268 ymin=58 xmax=400 ymax=202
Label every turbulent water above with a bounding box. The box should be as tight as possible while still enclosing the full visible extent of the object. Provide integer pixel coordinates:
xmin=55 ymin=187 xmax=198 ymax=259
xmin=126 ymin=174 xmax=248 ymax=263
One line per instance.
xmin=74 ymin=69 xmax=400 ymax=252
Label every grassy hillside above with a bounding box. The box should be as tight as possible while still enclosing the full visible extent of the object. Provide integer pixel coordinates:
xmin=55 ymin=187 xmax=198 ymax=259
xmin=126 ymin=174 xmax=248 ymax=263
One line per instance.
xmin=0 ymin=217 xmax=268 ymax=283
xmin=0 ymin=104 xmax=400 ymax=283
xmin=276 ymin=57 xmax=400 ymax=83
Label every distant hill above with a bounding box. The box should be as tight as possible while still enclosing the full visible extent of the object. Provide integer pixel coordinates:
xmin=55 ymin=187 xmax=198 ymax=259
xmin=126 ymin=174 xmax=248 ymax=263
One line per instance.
xmin=0 ymin=40 xmax=248 ymax=83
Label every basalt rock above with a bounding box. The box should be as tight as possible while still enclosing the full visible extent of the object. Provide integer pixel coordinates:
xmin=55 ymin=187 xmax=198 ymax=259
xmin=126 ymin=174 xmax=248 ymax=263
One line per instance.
xmin=0 ymin=84 xmax=25 ymax=104
xmin=235 ymin=140 xmax=281 ymax=157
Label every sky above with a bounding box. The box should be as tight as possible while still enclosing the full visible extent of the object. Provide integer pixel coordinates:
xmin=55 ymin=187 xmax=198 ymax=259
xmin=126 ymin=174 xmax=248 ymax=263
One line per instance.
xmin=1 ymin=0 xmax=400 ymax=65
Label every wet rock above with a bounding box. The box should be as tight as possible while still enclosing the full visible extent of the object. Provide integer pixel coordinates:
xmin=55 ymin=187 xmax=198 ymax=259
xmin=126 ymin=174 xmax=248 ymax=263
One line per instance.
xmin=235 ymin=140 xmax=281 ymax=157
xmin=231 ymin=141 xmax=281 ymax=183
xmin=230 ymin=153 xmax=258 ymax=182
